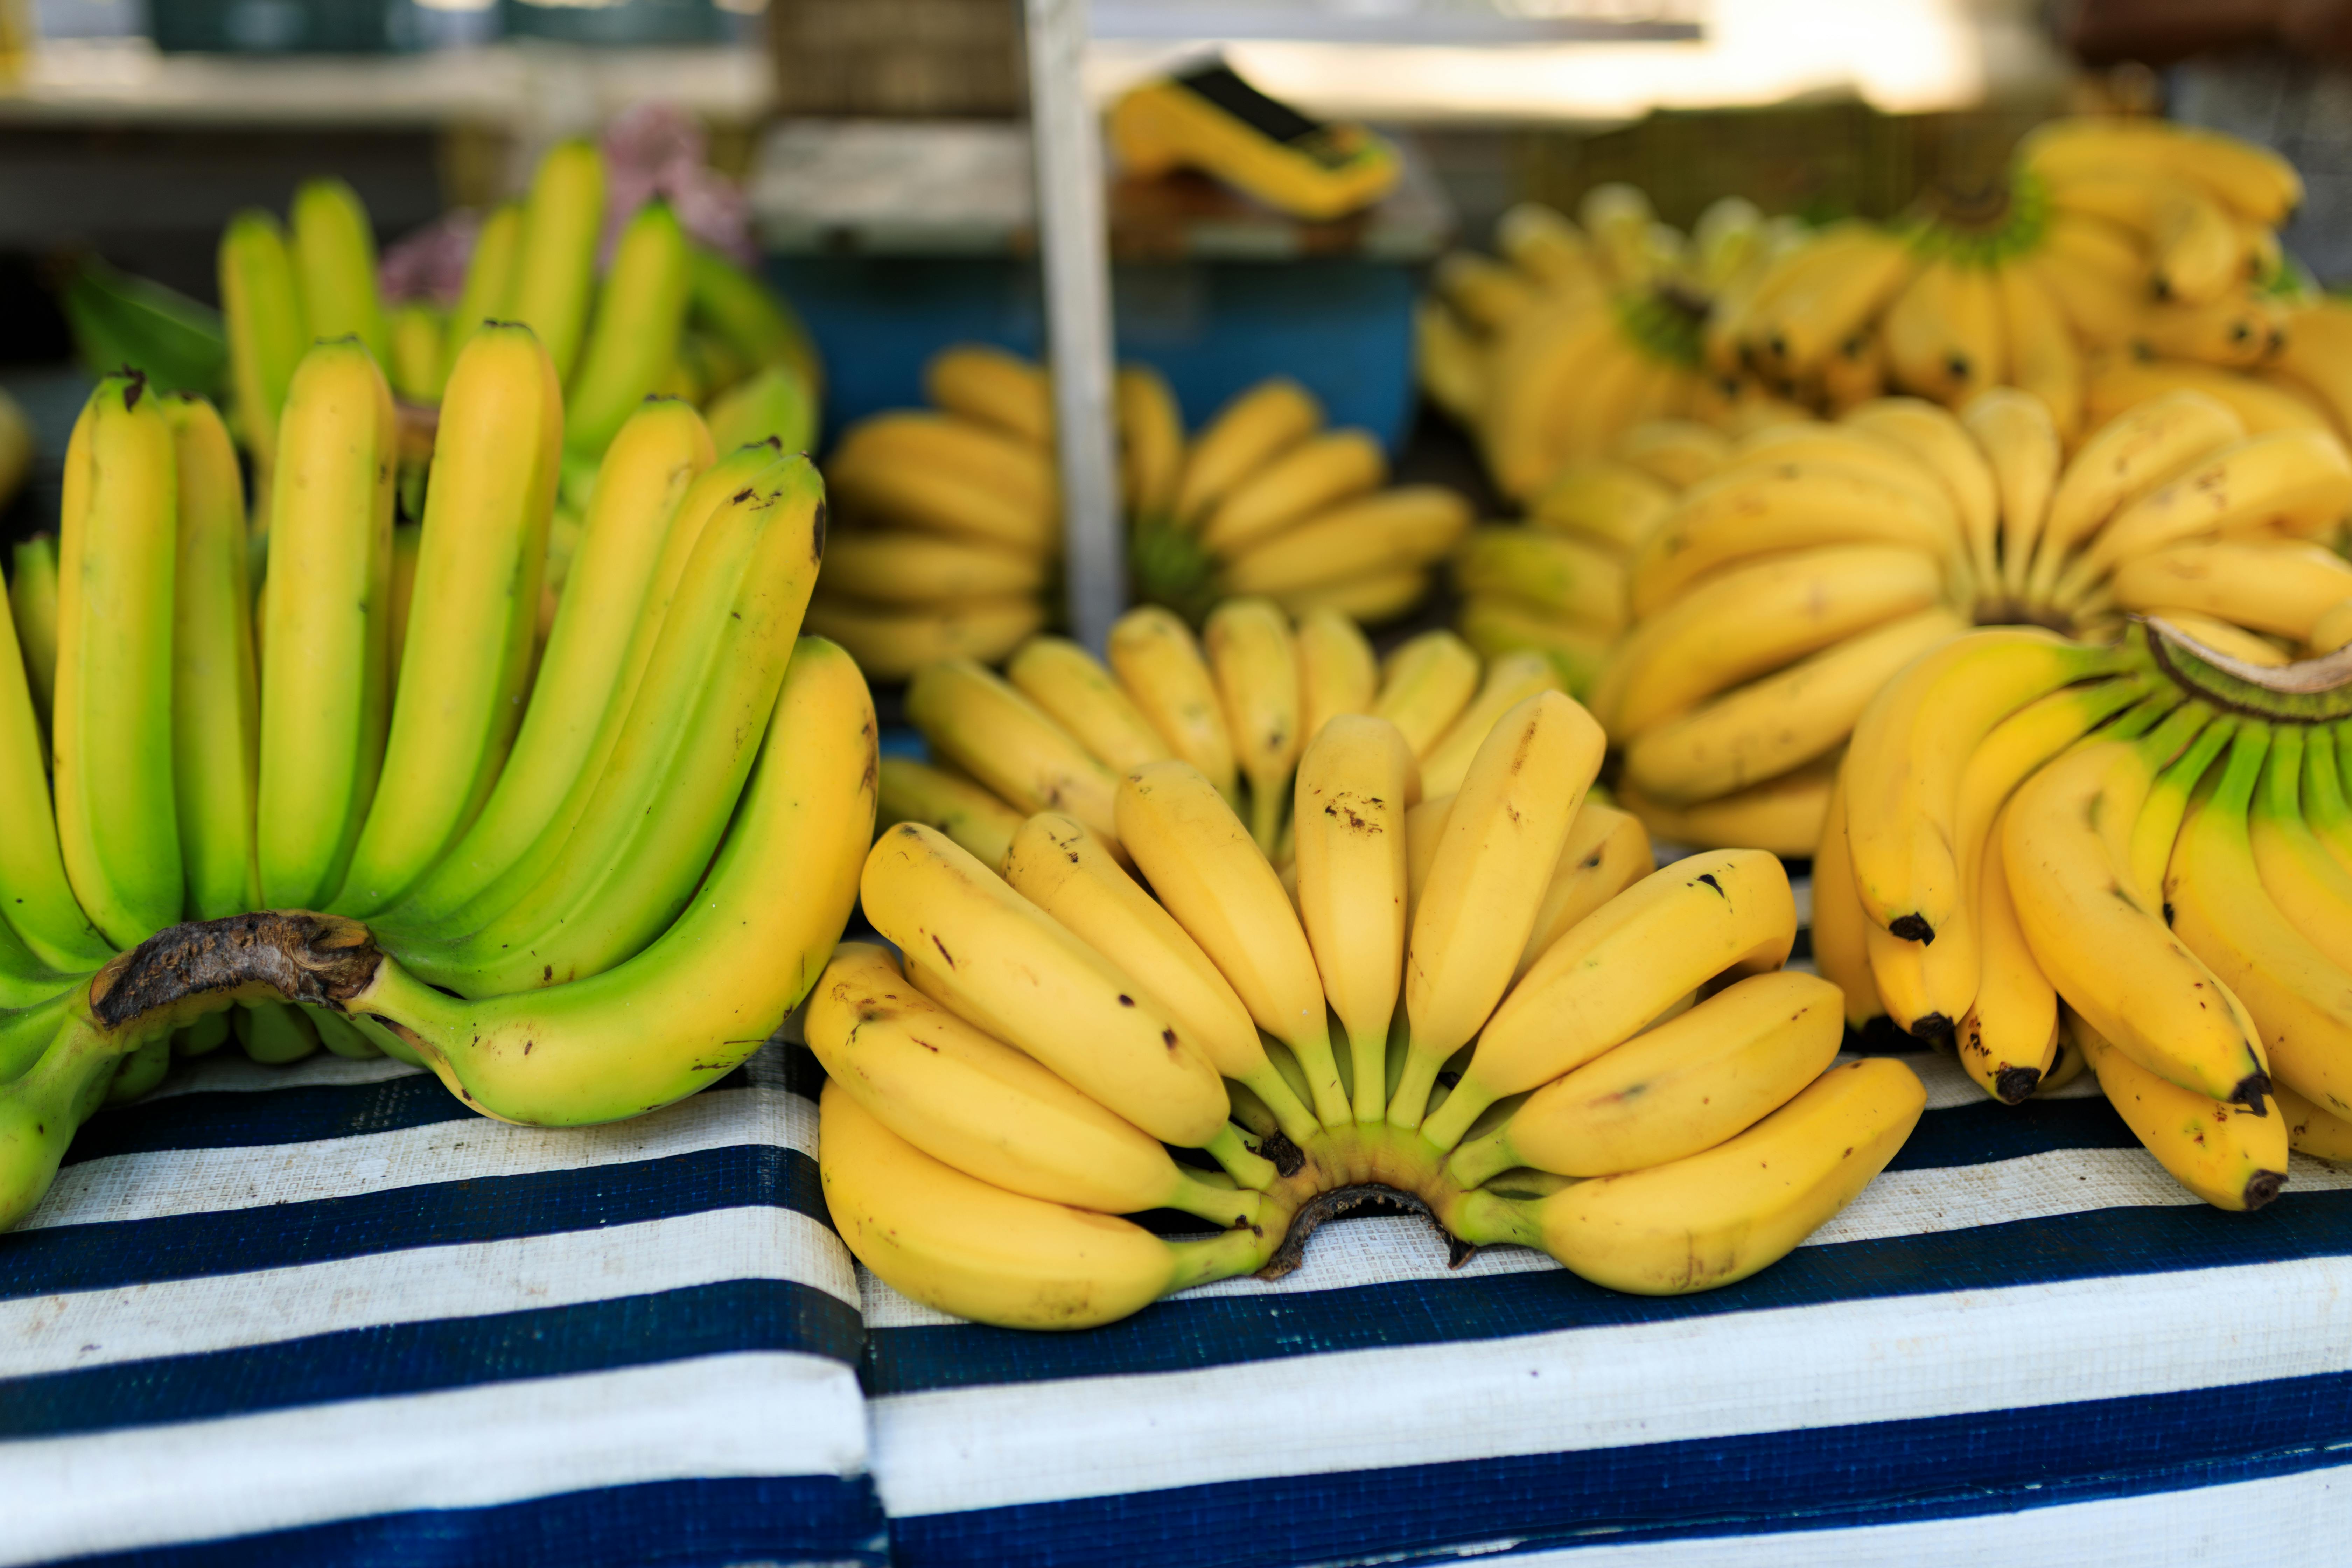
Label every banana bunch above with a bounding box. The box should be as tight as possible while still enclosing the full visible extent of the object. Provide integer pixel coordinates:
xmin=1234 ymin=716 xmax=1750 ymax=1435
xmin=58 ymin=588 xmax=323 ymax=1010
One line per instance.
xmin=1588 ymin=388 xmax=2352 ymax=856
xmin=817 ymin=687 xmax=1926 ymax=1329
xmin=806 ymin=344 xmax=1062 ymax=679
xmin=1127 ymin=372 xmax=1471 ymax=622
xmin=1815 ymin=618 xmax=2352 ymax=1213
xmin=888 ymin=595 xmax=1568 ymax=861
xmin=1419 ymin=183 xmax=1810 ymax=503
xmin=1715 ymin=117 xmax=2309 ymax=445
xmin=0 ymin=332 xmax=875 ymax=1232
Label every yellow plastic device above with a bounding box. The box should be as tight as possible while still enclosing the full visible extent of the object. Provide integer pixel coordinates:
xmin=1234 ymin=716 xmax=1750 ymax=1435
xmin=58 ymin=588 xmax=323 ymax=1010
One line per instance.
xmin=1109 ymin=62 xmax=1399 ymax=222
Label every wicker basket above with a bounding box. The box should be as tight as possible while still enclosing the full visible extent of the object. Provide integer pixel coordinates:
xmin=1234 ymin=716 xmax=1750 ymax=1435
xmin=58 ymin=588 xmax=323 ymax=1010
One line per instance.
xmin=768 ymin=0 xmax=1026 ymax=118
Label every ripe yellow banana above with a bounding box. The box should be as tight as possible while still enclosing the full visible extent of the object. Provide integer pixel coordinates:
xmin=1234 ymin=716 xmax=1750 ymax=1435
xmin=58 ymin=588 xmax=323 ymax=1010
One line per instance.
xmin=1448 ymin=970 xmax=1843 ymax=1186
xmin=1117 ymin=363 xmax=1185 ymax=522
xmin=1174 ymin=378 xmax=1321 ymax=525
xmin=1478 ymin=295 xmax=1622 ymax=499
xmin=1958 ymin=798 xmax=2061 ymax=1102
xmin=1452 ymin=1058 xmax=1925 ymax=1296
xmin=1295 ymin=607 xmax=1377 ymax=745
xmin=1218 ymin=486 xmax=1469 ymax=600
xmin=444 ymin=200 xmax=522 ymax=370
xmin=164 ymin=394 xmax=260 ymax=923
xmin=835 ymin=410 xmax=1059 ymax=521
xmin=2021 ymin=117 xmax=2302 ymax=225
xmin=1883 ymin=258 xmax=2002 ymax=405
xmin=821 ymin=531 xmax=1045 ymax=607
xmin=1619 ymin=756 xmax=1837 ymax=858
xmin=290 ymin=177 xmax=390 ymax=370
xmin=2277 ymin=1079 xmax=2352 ymax=1161
xmin=1494 ymin=200 xmax=1602 ymax=291
xmin=1451 ymin=527 xmax=1626 ymax=634
xmin=1371 ymin=629 xmax=1480 ymax=757
xmin=1415 ymin=298 xmax=1488 ymax=426
xmin=819 ymin=1085 xmax=1263 ymax=1331
xmin=1428 ymin=845 xmax=1794 ymax=1149
xmin=387 ymin=303 xmax=445 ymax=405
xmin=1106 ymin=607 xmax=1238 ymax=801
xmin=2113 ymin=541 xmax=2352 ymax=643
xmin=1842 ymin=397 xmax=2001 ymax=592
xmin=2310 ymin=598 xmax=2352 ymax=657
xmin=1432 ymin=250 xmax=1541 ymax=332
xmin=1292 ymin=714 xmax=1416 ymax=1120
xmin=705 ymin=365 xmax=817 ymax=456
xmin=502 ymin=140 xmax=606 ymax=383
xmin=565 ymin=200 xmax=693 ymax=459
xmin=1996 ymin=264 xmax=2085 ymax=445
xmin=1199 ymin=429 xmax=1384 ymax=557
xmin=2128 ymin=292 xmax=2288 ymax=369
xmin=877 ymin=757 xmax=1024 ymax=872
xmin=1392 ymin=692 xmax=1604 ymax=1132
xmin=804 ymin=596 xmax=1045 ymax=681
xmin=2064 ymin=429 xmax=2352 ymax=596
xmin=55 ymin=374 xmax=186 ymax=948
xmin=0 ymin=552 xmax=107 ymax=973
xmin=1006 ymin=812 xmax=1318 ymax=1147
xmin=1272 ymin=565 xmax=1430 ymax=625
xmin=1613 ymin=420 xmax=1727 ymax=489
xmin=1515 ymin=800 xmax=1651 ymax=982
xmin=2077 ymin=1010 xmax=2286 ymax=1210
xmin=905 ymin=659 xmax=1124 ymax=852
xmin=215 ymin=210 xmax=307 ymax=471
xmin=926 ymin=344 xmax=1052 ymax=446
xmin=2084 ymin=355 xmax=2330 ymax=444
xmin=1417 ymin=650 xmax=1563 ymax=799
xmin=826 ymin=452 xmax=1055 ymax=556
xmin=1203 ymin=598 xmax=1302 ymax=852
xmin=1723 ymin=424 xmax=1956 ymax=525
xmin=1526 ymin=457 xmax=1675 ymax=553
xmin=809 ymin=943 xmax=1262 ymax=1227
xmin=1740 ymin=223 xmax=1917 ymax=378
xmin=1006 ymin=637 xmax=1172 ymax=774
xmin=2029 ymin=390 xmax=2245 ymax=604
xmin=1961 ymin=387 xmax=2062 ymax=605
xmin=2250 ymin=727 xmax=2352 ymax=973
xmin=1116 ymin=761 xmax=1351 ymax=1128
xmin=1810 ymin=770 xmax=1884 ymax=1028
xmin=1455 ymin=596 xmax=1612 ymax=696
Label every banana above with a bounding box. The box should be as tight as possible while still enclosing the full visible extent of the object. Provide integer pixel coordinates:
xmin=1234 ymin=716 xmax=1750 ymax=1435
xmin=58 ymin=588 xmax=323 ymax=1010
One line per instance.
xmin=1117 ymin=363 xmax=1185 ymax=522
xmin=2029 ymin=390 xmax=2246 ymax=604
xmin=164 ymin=395 xmax=260 ymax=922
xmin=1117 ymin=760 xmax=1352 ymax=1127
xmin=1997 ymin=264 xmax=2085 ymax=443
xmin=1371 ymin=629 xmax=1480 ymax=757
xmin=808 ymin=943 xmax=1262 ymax=1226
xmin=1448 ymin=970 xmax=1843 ymax=1186
xmin=1620 ymin=751 xmax=1837 ymax=856
xmin=1613 ymin=420 xmax=1727 ymax=489
xmin=688 ymin=245 xmax=822 ymax=397
xmin=1451 ymin=527 xmax=1626 ymax=634
xmin=387 ymin=401 xmax=720 ymax=928
xmin=1455 ymin=596 xmax=1612 ymax=696
xmin=1623 ymin=606 xmax=1967 ymax=806
xmin=877 ymin=757 xmax=1024 ymax=871
xmin=1172 ymin=378 xmax=1324 ymax=526
xmin=502 ymin=139 xmax=606 ymax=384
xmin=2084 ymin=355 xmax=2331 ymax=444
xmin=386 ymin=302 xmax=444 ymax=405
xmin=1810 ymin=769 xmax=1883 ymax=1027
xmin=2063 ymin=430 xmax=2352 ymax=598
xmin=2302 ymin=723 xmax=2352 ymax=875
xmin=833 ymin=411 xmax=1058 ymax=522
xmin=336 ymin=324 xmax=560 ymax=916
xmin=2141 ymin=610 xmax=2290 ymax=666
xmin=2168 ymin=723 xmax=2352 ymax=1115
xmin=2277 ymin=1079 xmax=2352 ymax=1161
xmin=2113 ymin=541 xmax=2352 ymax=643
xmin=1961 ymin=387 xmax=2062 ymax=605
xmin=1417 ymin=650 xmax=1564 ymax=800
xmin=8 ymin=534 xmax=58 ymax=733
xmin=2249 ymin=727 xmax=2352 ymax=973
xmin=1478 ymin=295 xmax=1622 ymax=499
xmin=907 ymin=659 xmax=1124 ymax=853
xmin=235 ymin=999 xmax=319 ymax=1064
xmin=925 ymin=345 xmax=1052 ymax=446
xmin=54 ymin=374 xmax=185 ymax=947
xmin=2270 ymin=303 xmax=2352 ymax=437
xmin=820 ymin=531 xmax=1045 ymax=606
xmin=1818 ymin=324 xmax=1888 ymax=415
xmin=289 ymin=177 xmax=390 ymax=369
xmin=1514 ymin=800 xmax=1651 ymax=982
xmin=2021 ymin=118 xmax=2303 ymax=225
xmin=1391 ymin=692 xmax=1604 ymax=1132
xmin=1006 ymin=637 xmax=1172 ymax=774
xmin=1199 ymin=429 xmax=1384 ymax=557
xmin=1883 ymin=258 xmax=2001 ymax=405
xmin=2125 ymin=702 xmax=2235 ymax=910
xmin=1106 ymin=607 xmax=1237 ymax=800
xmin=1005 ymin=812 xmax=1317 ymax=1146
xmin=1416 ymin=298 xmax=1488 ymax=425
xmin=1272 ymin=565 xmax=1429 ymax=625
xmin=1846 ymin=627 xmax=2122 ymax=940
xmin=1627 ymin=463 xmax=1963 ymax=616
xmin=1295 ymin=607 xmax=1377 ymax=745
xmin=862 ymin=820 xmax=1235 ymax=1149
xmin=565 ymin=200 xmax=693 ymax=458
xmin=1204 ymin=598 xmax=1302 ymax=852
xmin=1452 ymin=1058 xmax=1924 ymax=1295
xmin=1957 ymin=799 xmax=2060 ymax=1102
xmin=1218 ymin=486 xmax=1469 ymax=600
xmin=826 ymin=454 xmax=1054 ymax=555
xmin=2076 ymin=1009 xmax=2286 ymax=1210
xmin=804 ymin=597 xmax=1044 ymax=681
xmin=1843 ymin=398 xmax=2001 ymax=588
xmin=1291 ymin=714 xmax=1416 ymax=1120
xmin=215 ymin=210 xmax=307 ymax=471
xmin=1427 ymin=845 xmax=1793 ymax=1149
xmin=2045 ymin=170 xmax=2240 ymax=304
xmin=0 ymin=548 xmax=108 ymax=972
xmin=2312 ymin=599 xmax=2352 ymax=657
xmin=818 ymin=1085 xmax=1262 ymax=1331
xmin=1597 ymin=544 xmax=1946 ymax=738
xmin=1433 ymin=250 xmax=1541 ymax=332
xmin=2128 ymin=292 xmax=2289 ymax=369
xmin=1495 ymin=201 xmax=1602 ymax=292
xmin=445 ymin=200 xmax=522 ymax=369
xmin=1723 ymin=424 xmax=1955 ymax=522
xmin=1740 ymin=223 xmax=1917 ymax=378
xmin=1526 ymin=458 xmax=1675 ymax=553
xmin=395 ymin=455 xmax=824 ymax=996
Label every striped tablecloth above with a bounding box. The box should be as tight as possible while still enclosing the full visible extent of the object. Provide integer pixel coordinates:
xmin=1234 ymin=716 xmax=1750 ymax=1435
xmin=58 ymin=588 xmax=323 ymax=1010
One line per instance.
xmin=10 ymin=862 xmax=2352 ymax=1566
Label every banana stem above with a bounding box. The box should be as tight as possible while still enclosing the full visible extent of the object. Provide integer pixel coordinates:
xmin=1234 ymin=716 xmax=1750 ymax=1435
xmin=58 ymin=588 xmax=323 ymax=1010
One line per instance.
xmin=1447 ymin=1188 xmax=1544 ymax=1251
xmin=1283 ymin=1024 xmax=1354 ymax=1128
xmin=1236 ymin=1062 xmax=1321 ymax=1146
xmin=1248 ymin=778 xmax=1284 ymax=855
xmin=1444 ymin=1126 xmax=1518 ymax=1190
xmin=1419 ymin=1078 xmax=1497 ymax=1155
xmin=1168 ymin=1164 xmax=1267 ymax=1229
xmin=1348 ymin=1027 xmax=1388 ymax=1123
xmin=1203 ymin=1121 xmax=1280 ymax=1190
xmin=1166 ymin=1223 xmax=1277 ymax=1292
xmin=1387 ymin=1040 xmax=1445 ymax=1130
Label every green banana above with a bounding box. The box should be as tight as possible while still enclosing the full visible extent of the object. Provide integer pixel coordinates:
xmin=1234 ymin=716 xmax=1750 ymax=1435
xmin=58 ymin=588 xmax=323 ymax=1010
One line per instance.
xmin=504 ymin=140 xmax=606 ymax=385
xmin=8 ymin=535 xmax=59 ymax=734
xmin=0 ymin=549 xmax=106 ymax=974
xmin=687 ymin=245 xmax=823 ymax=397
xmin=446 ymin=201 xmax=523 ymax=371
xmin=290 ymin=177 xmax=391 ymax=368
xmin=166 ymin=394 xmax=261 ymax=921
xmin=216 ymin=209 xmax=307 ymax=471
xmin=706 ymin=365 xmax=816 ymax=456
xmin=566 ymin=200 xmax=693 ymax=458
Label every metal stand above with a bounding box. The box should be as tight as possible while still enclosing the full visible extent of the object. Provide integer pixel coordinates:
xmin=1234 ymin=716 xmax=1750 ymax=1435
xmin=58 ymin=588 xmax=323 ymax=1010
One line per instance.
xmin=1021 ymin=0 xmax=1126 ymax=651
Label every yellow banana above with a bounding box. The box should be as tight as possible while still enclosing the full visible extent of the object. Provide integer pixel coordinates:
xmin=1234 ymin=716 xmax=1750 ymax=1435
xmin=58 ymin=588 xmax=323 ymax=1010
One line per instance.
xmin=1432 ymin=250 xmax=1540 ymax=332
xmin=826 ymin=459 xmax=1055 ymax=556
xmin=1451 ymin=527 xmax=1626 ymax=634
xmin=444 ymin=200 xmax=522 ymax=370
xmin=805 ymin=596 xmax=1044 ymax=681
xmin=1371 ymin=629 xmax=1480 ymax=757
xmin=2083 ymin=356 xmax=2330 ymax=445
xmin=1417 ymin=650 xmax=1563 ymax=799
xmin=2113 ymin=541 xmax=2352 ymax=643
xmin=1961 ymin=387 xmax=2062 ymax=605
xmin=1515 ymin=800 xmax=1651 ymax=983
xmin=215 ymin=210 xmax=307 ymax=471
xmin=289 ymin=177 xmax=390 ymax=369
xmin=1455 ymin=596 xmax=1613 ymax=696
xmin=1218 ymin=486 xmax=1469 ymax=600
xmin=2128 ymin=292 xmax=2289 ymax=369
xmin=2277 ymin=1079 xmax=2352 ymax=1162
xmin=1117 ymin=363 xmax=1185 ymax=522
xmin=1392 ymin=691 xmax=1604 ymax=1131
xmin=1996 ymin=264 xmax=2084 ymax=444
xmin=1526 ymin=457 xmax=1675 ymax=553
xmin=2077 ymin=1010 xmax=2286 ymax=1210
xmin=2250 ymin=727 xmax=2352 ymax=973
xmin=2029 ymin=389 xmax=2246 ymax=604
xmin=2315 ymin=600 xmax=2352 ymax=657
xmin=1005 ymin=637 xmax=1172 ymax=774
xmin=1172 ymin=378 xmax=1322 ymax=525
xmin=1294 ymin=607 xmax=1377 ymax=746
xmin=1452 ymin=1057 xmax=1924 ymax=1295
xmin=1810 ymin=769 xmax=1883 ymax=1028
xmin=1292 ymin=714 xmax=1416 ymax=1120
xmin=1106 ymin=607 xmax=1237 ymax=800
xmin=1116 ymin=760 xmax=1351 ymax=1127
xmin=1199 ymin=429 xmax=1384 ymax=557
xmin=834 ymin=411 xmax=1058 ymax=522
xmin=2021 ymin=117 xmax=2302 ymax=225
xmin=1448 ymin=970 xmax=1843 ymax=1186
xmin=1958 ymin=798 xmax=2061 ymax=1102
xmin=1612 ymin=420 xmax=1726 ymax=489
xmin=705 ymin=365 xmax=817 ymax=456
xmin=877 ymin=757 xmax=1024 ymax=871
xmin=565 ymin=200 xmax=693 ymax=458
xmin=1739 ymin=223 xmax=1917 ymax=378
xmin=164 ymin=395 xmax=259 ymax=922
xmin=1883 ymin=258 xmax=2001 ymax=405
xmin=1415 ymin=298 xmax=1488 ymax=425
xmin=386 ymin=302 xmax=444 ymax=405
xmin=1271 ymin=565 xmax=1429 ymax=625
xmin=1722 ymin=424 xmax=1955 ymax=523
xmin=810 ymin=943 xmax=1262 ymax=1226
xmin=502 ymin=140 xmax=605 ymax=383
xmin=1843 ymin=397 xmax=2001 ymax=594
xmin=1477 ymin=296 xmax=1620 ymax=499
xmin=820 ymin=531 xmax=1045 ymax=607
xmin=925 ymin=344 xmax=1052 ymax=446
xmin=2064 ymin=429 xmax=2352 ymax=596
xmin=905 ymin=659 xmax=1124 ymax=852
xmin=1494 ymin=201 xmax=1602 ymax=292
xmin=1204 ymin=598 xmax=1302 ymax=852
xmin=1619 ymin=752 xmax=1837 ymax=857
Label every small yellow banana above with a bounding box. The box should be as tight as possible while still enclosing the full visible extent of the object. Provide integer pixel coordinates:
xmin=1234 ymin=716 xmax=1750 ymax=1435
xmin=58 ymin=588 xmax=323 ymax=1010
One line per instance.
xmin=1106 ymin=606 xmax=1238 ymax=802
xmin=877 ymin=756 xmax=1024 ymax=872
xmin=1218 ymin=487 xmax=1470 ymax=600
xmin=1199 ymin=430 xmax=1384 ymax=558
xmin=1294 ymin=607 xmax=1377 ymax=746
xmin=925 ymin=344 xmax=1052 ymax=446
xmin=804 ymin=596 xmax=1044 ymax=681
xmin=1417 ymin=650 xmax=1563 ymax=799
xmin=1291 ymin=714 xmax=1416 ymax=1120
xmin=1006 ymin=636 xmax=1174 ymax=774
xmin=1203 ymin=598 xmax=1302 ymax=852
xmin=1117 ymin=363 xmax=1185 ymax=522
xmin=819 ymin=532 xmax=1046 ymax=607
xmin=1371 ymin=629 xmax=1480 ymax=757
xmin=2077 ymin=1011 xmax=2286 ymax=1211
xmin=904 ymin=660 xmax=1124 ymax=852
xmin=1173 ymin=378 xmax=1322 ymax=525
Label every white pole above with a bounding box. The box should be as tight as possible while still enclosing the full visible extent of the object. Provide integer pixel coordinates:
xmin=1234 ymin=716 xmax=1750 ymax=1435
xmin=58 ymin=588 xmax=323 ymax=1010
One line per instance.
xmin=1022 ymin=0 xmax=1126 ymax=651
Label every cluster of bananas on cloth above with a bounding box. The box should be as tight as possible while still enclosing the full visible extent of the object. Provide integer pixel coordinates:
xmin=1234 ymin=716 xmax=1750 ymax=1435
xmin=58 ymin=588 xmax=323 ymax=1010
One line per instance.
xmin=809 ymin=345 xmax=1062 ymax=678
xmin=218 ymin=139 xmax=820 ymax=517
xmin=1583 ymin=389 xmax=2352 ymax=856
xmin=1712 ymin=117 xmax=2320 ymax=445
xmin=1124 ymin=373 xmax=1471 ymax=624
xmin=1815 ymin=618 xmax=2352 ymax=1212
xmin=1417 ymin=183 xmax=1816 ymax=503
xmin=884 ymin=596 xmax=1572 ymax=864
xmin=0 ymin=329 xmax=876 ymax=1231
xmin=816 ymin=681 xmax=1926 ymax=1328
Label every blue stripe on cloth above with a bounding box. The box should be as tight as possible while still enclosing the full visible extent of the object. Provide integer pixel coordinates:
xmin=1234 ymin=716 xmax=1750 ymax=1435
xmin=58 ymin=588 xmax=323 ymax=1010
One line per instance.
xmin=0 ymin=1144 xmax=829 ymax=1303
xmin=0 ymin=1277 xmax=864 ymax=1440
xmin=884 ymin=1369 xmax=2352 ymax=1568
xmin=63 ymin=1474 xmax=889 ymax=1568
xmin=861 ymin=1187 xmax=2352 ymax=1395
xmin=1885 ymin=1096 xmax=2138 ymax=1169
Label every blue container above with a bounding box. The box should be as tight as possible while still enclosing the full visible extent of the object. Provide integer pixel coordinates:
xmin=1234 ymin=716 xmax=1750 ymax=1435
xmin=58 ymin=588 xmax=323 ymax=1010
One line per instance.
xmin=500 ymin=0 xmax=725 ymax=44
xmin=768 ymin=253 xmax=1419 ymax=454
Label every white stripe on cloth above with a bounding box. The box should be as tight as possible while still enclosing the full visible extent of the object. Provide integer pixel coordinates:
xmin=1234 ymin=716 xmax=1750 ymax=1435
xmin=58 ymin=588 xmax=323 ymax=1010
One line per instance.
xmin=24 ymin=1085 xmax=820 ymax=1231
xmin=1484 ymin=1459 xmax=2352 ymax=1567
xmin=140 ymin=1052 xmax=426 ymax=1101
xmin=867 ymin=1255 xmax=2352 ymax=1517
xmin=0 ymin=1351 xmax=869 ymax=1568
xmin=0 ymin=1205 xmax=856 ymax=1379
